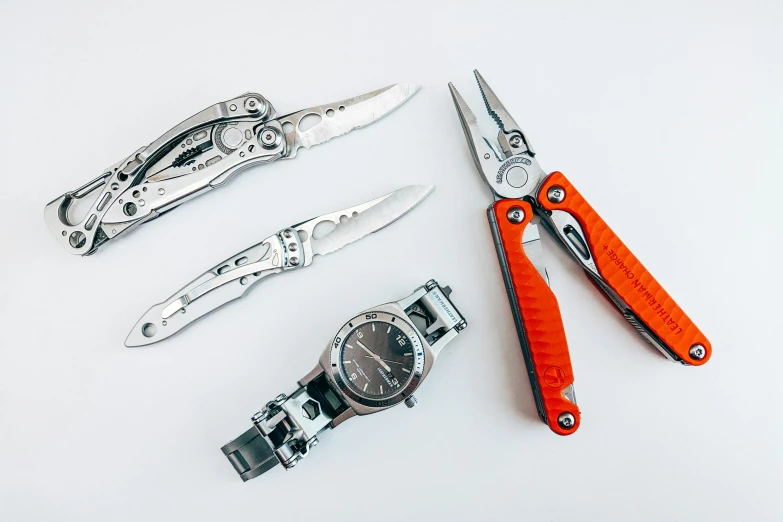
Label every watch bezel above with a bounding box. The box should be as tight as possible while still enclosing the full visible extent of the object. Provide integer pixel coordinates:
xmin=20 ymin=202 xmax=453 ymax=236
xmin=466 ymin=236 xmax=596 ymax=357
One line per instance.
xmin=326 ymin=310 xmax=426 ymax=410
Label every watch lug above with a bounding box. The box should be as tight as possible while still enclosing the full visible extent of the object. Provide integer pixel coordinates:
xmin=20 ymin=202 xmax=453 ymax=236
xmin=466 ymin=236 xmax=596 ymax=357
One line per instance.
xmin=298 ymin=363 xmax=324 ymax=387
xmin=330 ymin=407 xmax=357 ymax=428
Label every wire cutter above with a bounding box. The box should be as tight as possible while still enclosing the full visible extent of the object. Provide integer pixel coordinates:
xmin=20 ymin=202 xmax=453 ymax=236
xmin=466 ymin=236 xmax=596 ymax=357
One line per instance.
xmin=449 ymin=70 xmax=711 ymax=435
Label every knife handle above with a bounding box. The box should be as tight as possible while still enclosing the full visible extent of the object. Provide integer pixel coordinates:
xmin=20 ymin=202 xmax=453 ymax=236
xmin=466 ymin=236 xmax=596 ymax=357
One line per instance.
xmin=537 ymin=172 xmax=711 ymax=365
xmin=488 ymin=199 xmax=580 ymax=435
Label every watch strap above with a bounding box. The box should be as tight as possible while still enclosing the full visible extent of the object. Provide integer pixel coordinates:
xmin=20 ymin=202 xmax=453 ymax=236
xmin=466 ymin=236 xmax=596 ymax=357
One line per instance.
xmin=220 ymin=373 xmax=347 ymax=481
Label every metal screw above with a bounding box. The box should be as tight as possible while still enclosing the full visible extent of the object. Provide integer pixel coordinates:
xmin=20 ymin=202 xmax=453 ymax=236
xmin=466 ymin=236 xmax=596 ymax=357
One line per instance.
xmin=404 ymin=396 xmax=417 ymax=408
xmin=506 ymin=206 xmax=525 ymax=224
xmin=424 ymin=279 xmax=439 ymax=291
xmin=455 ymin=320 xmax=468 ymax=332
xmin=484 ymin=153 xmax=491 ymax=160
xmin=557 ymin=412 xmax=576 ymax=429
xmin=158 ymin=188 xmax=165 ymax=195
xmin=689 ymin=344 xmax=706 ymax=360
xmin=509 ymin=135 xmax=522 ymax=148
xmin=288 ymin=243 xmax=298 ymax=252
xmin=547 ymin=185 xmax=566 ymax=204
xmin=289 ymin=256 xmax=299 ymax=266
xmin=283 ymin=229 xmax=293 ymax=239
xmin=229 ymin=104 xmax=237 ymax=111
xmin=244 ymin=97 xmax=264 ymax=114
xmin=260 ymin=127 xmax=280 ymax=148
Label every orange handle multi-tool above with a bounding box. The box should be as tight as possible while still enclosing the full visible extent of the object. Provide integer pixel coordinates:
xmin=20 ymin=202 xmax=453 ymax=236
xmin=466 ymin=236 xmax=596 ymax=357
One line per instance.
xmin=450 ymin=70 xmax=711 ymax=435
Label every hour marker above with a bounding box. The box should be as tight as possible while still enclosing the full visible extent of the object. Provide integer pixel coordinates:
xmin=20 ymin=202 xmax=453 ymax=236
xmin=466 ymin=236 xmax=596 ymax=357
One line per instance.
xmin=404 ymin=352 xmax=412 ymax=356
xmin=402 ymin=368 xmax=410 ymax=373
xmin=344 ymin=360 xmax=351 ymax=364
xmin=380 ymin=385 xmax=383 ymax=394
xmin=372 ymin=323 xmax=376 ymax=332
xmin=363 ymin=383 xmax=368 ymax=391
xmin=387 ymin=326 xmax=391 ymax=333
xmin=346 ymin=344 xmax=353 ymax=349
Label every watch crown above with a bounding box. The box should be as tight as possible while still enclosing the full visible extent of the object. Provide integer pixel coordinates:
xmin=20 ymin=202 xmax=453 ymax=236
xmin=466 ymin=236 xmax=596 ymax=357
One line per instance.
xmin=404 ymin=395 xmax=417 ymax=408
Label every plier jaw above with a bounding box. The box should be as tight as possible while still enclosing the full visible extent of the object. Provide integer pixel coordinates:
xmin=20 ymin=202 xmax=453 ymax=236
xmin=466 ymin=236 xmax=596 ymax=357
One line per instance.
xmin=448 ymin=70 xmax=546 ymax=202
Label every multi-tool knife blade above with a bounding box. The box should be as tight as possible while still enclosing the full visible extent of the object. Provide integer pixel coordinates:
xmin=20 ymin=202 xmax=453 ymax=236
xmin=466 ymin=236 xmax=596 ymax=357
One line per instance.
xmin=44 ymin=84 xmax=419 ymax=256
xmin=125 ymin=185 xmax=434 ymax=347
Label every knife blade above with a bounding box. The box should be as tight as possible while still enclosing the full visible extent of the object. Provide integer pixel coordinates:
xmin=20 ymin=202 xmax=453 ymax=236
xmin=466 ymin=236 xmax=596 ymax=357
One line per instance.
xmin=125 ymin=185 xmax=434 ymax=347
xmin=280 ymin=83 xmax=420 ymax=158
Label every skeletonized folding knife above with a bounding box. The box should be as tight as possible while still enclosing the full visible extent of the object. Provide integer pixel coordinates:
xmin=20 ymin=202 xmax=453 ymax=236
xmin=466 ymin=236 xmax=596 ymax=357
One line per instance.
xmin=125 ymin=185 xmax=434 ymax=347
xmin=45 ymin=84 xmax=419 ymax=255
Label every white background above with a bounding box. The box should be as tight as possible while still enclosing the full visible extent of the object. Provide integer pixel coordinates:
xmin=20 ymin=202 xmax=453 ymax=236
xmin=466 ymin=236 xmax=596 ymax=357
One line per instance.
xmin=1 ymin=1 xmax=780 ymax=520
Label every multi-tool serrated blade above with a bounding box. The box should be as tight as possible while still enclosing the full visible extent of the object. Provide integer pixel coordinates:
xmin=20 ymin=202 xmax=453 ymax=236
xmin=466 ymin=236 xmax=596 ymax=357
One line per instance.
xmin=45 ymin=84 xmax=420 ymax=256
xmin=125 ymin=185 xmax=434 ymax=347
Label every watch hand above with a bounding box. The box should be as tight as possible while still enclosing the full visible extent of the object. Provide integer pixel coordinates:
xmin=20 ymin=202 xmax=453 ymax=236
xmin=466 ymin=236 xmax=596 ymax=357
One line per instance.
xmin=363 ymin=355 xmax=405 ymax=366
xmin=356 ymin=340 xmax=392 ymax=372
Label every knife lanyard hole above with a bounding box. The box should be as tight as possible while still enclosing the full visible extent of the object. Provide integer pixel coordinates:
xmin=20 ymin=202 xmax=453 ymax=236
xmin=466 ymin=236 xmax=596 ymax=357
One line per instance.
xmin=563 ymin=224 xmax=591 ymax=260
xmin=141 ymin=323 xmax=157 ymax=338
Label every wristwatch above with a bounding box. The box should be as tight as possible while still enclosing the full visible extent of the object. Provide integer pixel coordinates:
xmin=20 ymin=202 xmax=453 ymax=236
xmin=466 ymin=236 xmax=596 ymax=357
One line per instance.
xmin=221 ymin=279 xmax=467 ymax=481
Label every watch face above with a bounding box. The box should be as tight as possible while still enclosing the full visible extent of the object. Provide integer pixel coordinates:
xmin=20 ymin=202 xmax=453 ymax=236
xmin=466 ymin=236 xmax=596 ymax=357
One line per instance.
xmin=339 ymin=320 xmax=417 ymax=400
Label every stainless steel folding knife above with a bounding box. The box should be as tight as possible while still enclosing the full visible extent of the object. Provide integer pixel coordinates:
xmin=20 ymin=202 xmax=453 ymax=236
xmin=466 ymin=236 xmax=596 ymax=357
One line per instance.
xmin=125 ymin=185 xmax=434 ymax=347
xmin=44 ymin=84 xmax=419 ymax=256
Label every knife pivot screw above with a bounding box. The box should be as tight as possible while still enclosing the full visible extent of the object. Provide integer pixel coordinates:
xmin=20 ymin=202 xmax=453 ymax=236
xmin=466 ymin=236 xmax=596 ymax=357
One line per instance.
xmin=425 ymin=279 xmax=439 ymax=291
xmin=288 ymin=243 xmax=298 ymax=252
xmin=506 ymin=206 xmax=525 ymax=224
xmin=689 ymin=343 xmax=706 ymax=360
xmin=244 ymin=97 xmax=265 ymax=115
xmin=547 ymin=185 xmax=566 ymax=204
xmin=509 ymin=135 xmax=522 ymax=148
xmin=259 ymin=127 xmax=281 ymax=149
xmin=289 ymin=256 xmax=299 ymax=266
xmin=557 ymin=412 xmax=576 ymax=430
xmin=283 ymin=229 xmax=293 ymax=239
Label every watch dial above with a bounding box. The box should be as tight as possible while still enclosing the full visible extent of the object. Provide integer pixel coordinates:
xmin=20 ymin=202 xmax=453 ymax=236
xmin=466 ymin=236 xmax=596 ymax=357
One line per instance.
xmin=339 ymin=321 xmax=416 ymax=399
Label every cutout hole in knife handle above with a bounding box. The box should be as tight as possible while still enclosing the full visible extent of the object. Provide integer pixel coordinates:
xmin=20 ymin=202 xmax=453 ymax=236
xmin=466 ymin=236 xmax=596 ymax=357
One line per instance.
xmin=537 ymin=172 xmax=712 ymax=365
xmin=488 ymin=199 xmax=580 ymax=436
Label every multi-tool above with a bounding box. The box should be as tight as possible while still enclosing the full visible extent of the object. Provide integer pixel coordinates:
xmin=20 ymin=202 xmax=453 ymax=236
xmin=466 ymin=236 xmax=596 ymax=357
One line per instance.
xmin=44 ymin=84 xmax=419 ymax=255
xmin=449 ymin=70 xmax=712 ymax=435
xmin=221 ymin=279 xmax=466 ymax=480
xmin=125 ymin=186 xmax=433 ymax=347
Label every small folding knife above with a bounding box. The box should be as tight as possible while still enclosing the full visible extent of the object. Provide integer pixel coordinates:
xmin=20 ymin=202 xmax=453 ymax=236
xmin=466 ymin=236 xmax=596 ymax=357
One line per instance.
xmin=449 ymin=70 xmax=712 ymax=435
xmin=44 ymin=84 xmax=419 ymax=255
xmin=125 ymin=185 xmax=434 ymax=347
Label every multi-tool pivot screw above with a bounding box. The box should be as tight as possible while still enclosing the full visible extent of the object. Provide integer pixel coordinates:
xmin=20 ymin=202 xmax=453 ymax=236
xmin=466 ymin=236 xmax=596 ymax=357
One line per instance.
xmin=289 ymin=257 xmax=299 ymax=266
xmin=506 ymin=206 xmax=525 ymax=224
xmin=557 ymin=412 xmax=576 ymax=430
xmin=425 ymin=279 xmax=439 ymax=291
xmin=244 ymin=97 xmax=265 ymax=114
xmin=260 ymin=127 xmax=281 ymax=148
xmin=509 ymin=135 xmax=522 ymax=148
xmin=689 ymin=344 xmax=706 ymax=360
xmin=547 ymin=185 xmax=566 ymax=204
xmin=283 ymin=230 xmax=293 ymax=239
